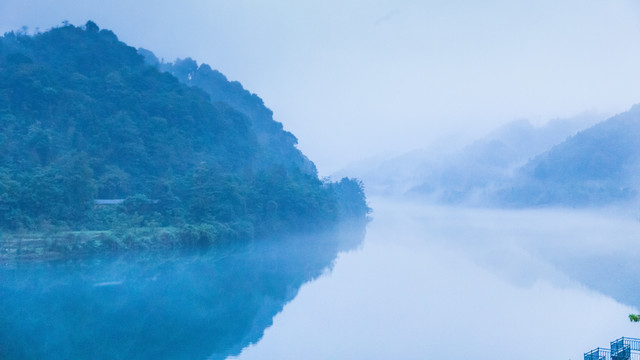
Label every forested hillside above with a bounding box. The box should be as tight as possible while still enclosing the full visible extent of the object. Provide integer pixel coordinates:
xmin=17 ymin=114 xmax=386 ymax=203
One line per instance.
xmin=0 ymin=21 xmax=368 ymax=246
xmin=497 ymin=105 xmax=640 ymax=206
xmin=407 ymin=115 xmax=603 ymax=203
xmin=334 ymin=113 xmax=601 ymax=201
xmin=137 ymin=52 xmax=317 ymax=176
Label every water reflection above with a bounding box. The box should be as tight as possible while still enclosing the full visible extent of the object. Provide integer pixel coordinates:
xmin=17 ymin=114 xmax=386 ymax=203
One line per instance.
xmin=230 ymin=198 xmax=640 ymax=360
xmin=0 ymin=220 xmax=366 ymax=360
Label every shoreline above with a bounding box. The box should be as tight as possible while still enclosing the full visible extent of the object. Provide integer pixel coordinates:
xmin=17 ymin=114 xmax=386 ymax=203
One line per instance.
xmin=0 ymin=226 xmax=224 ymax=262
xmin=0 ymin=216 xmax=370 ymax=262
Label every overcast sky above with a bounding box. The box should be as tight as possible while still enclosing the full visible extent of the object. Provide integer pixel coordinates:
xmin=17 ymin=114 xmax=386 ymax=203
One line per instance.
xmin=2 ymin=0 xmax=640 ymax=174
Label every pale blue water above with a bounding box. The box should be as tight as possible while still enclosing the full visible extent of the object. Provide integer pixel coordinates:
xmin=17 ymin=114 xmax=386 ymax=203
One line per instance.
xmin=0 ymin=222 xmax=365 ymax=359
xmin=231 ymin=199 xmax=640 ymax=360
xmin=4 ymin=200 xmax=640 ymax=360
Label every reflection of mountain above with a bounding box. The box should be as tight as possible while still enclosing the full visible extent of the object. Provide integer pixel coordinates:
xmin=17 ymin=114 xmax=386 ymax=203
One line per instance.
xmin=0 ymin=220 xmax=366 ymax=360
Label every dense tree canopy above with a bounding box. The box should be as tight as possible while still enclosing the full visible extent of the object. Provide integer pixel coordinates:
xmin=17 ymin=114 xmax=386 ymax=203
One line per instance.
xmin=0 ymin=22 xmax=369 ymax=241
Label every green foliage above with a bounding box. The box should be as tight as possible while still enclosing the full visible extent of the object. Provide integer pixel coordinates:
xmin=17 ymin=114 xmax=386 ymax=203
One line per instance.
xmin=0 ymin=22 xmax=369 ymax=246
xmin=156 ymin=57 xmax=318 ymax=175
xmin=630 ymin=314 xmax=640 ymax=322
xmin=330 ymin=177 xmax=371 ymax=219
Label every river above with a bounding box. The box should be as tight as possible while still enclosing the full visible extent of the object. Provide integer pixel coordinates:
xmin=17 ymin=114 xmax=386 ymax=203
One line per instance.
xmin=1 ymin=197 xmax=639 ymax=359
xmin=230 ymin=197 xmax=640 ymax=360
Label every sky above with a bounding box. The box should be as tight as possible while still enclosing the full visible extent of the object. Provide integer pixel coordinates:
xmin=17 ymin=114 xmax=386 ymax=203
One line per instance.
xmin=2 ymin=0 xmax=640 ymax=174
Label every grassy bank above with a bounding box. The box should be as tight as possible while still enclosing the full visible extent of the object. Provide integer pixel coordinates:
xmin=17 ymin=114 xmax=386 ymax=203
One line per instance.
xmin=0 ymin=223 xmax=241 ymax=261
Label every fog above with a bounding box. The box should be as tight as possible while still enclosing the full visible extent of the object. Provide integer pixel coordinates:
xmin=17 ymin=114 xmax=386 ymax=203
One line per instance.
xmin=0 ymin=223 xmax=367 ymax=359
xmin=334 ymin=112 xmax=607 ymax=196
xmin=2 ymin=0 xmax=640 ymax=174
xmin=229 ymin=198 xmax=640 ymax=360
xmin=3 ymin=2 xmax=640 ymax=358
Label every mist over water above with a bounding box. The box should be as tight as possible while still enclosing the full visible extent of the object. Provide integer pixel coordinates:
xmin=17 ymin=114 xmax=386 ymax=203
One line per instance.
xmin=1 ymin=2 xmax=638 ymax=359
xmin=1 ymin=195 xmax=638 ymax=359
xmin=230 ymin=197 xmax=640 ymax=360
xmin=0 ymin=223 xmax=366 ymax=360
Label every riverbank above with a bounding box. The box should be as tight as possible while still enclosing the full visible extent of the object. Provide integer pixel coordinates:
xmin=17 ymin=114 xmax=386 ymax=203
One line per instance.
xmin=0 ymin=216 xmax=370 ymax=262
xmin=0 ymin=217 xmax=369 ymax=360
xmin=0 ymin=224 xmax=237 ymax=261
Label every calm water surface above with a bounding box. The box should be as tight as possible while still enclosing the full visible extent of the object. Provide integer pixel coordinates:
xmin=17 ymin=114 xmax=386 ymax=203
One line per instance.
xmin=231 ymin=198 xmax=640 ymax=360
xmin=2 ymin=198 xmax=640 ymax=360
xmin=0 ymin=223 xmax=364 ymax=360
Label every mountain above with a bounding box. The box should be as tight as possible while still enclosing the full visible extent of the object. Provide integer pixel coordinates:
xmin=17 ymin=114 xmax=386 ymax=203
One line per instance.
xmin=335 ymin=113 xmax=602 ymax=201
xmin=409 ymin=113 xmax=604 ymax=203
xmin=0 ymin=21 xmax=368 ymax=247
xmin=136 ymin=53 xmax=317 ymax=176
xmin=497 ymin=105 xmax=640 ymax=207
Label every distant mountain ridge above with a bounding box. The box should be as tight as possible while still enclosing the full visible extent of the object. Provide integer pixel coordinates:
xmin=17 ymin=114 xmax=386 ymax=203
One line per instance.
xmin=497 ymin=105 xmax=640 ymax=206
xmin=335 ymin=112 xmax=603 ymax=202
xmin=334 ymin=104 xmax=640 ymax=208
xmin=409 ymin=114 xmax=605 ymax=203
xmin=404 ymin=107 xmax=639 ymax=208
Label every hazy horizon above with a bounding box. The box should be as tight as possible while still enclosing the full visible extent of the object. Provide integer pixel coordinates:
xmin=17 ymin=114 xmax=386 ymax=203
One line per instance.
xmin=2 ymin=0 xmax=640 ymax=174
xmin=228 ymin=198 xmax=640 ymax=360
xmin=3 ymin=3 xmax=640 ymax=359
